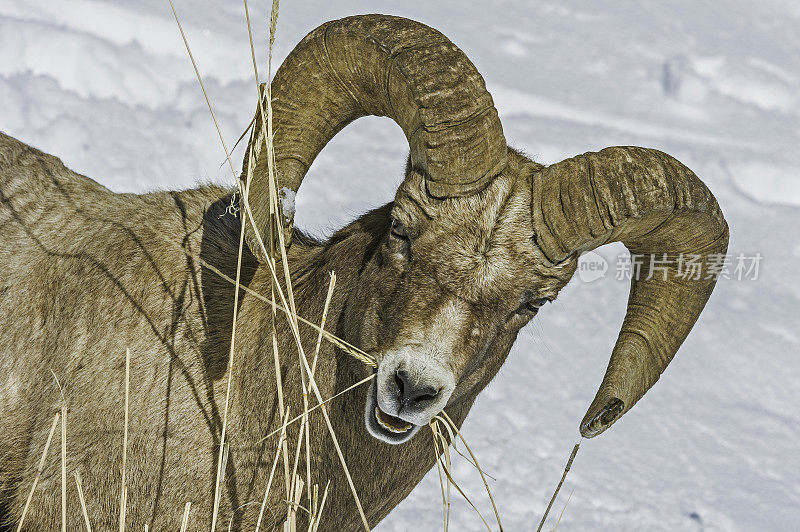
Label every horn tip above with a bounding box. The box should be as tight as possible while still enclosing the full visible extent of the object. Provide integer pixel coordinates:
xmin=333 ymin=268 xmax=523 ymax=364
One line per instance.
xmin=579 ymin=397 xmax=625 ymax=438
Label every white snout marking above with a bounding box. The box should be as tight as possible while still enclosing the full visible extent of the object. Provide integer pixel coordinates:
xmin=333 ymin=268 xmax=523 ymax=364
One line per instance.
xmin=374 ymin=298 xmax=466 ymax=427
xmin=376 ymin=348 xmax=456 ymax=427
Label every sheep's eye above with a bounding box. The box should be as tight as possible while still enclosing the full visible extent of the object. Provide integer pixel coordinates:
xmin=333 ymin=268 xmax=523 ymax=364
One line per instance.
xmin=521 ymin=297 xmax=550 ymax=315
xmin=390 ymin=219 xmax=408 ymax=240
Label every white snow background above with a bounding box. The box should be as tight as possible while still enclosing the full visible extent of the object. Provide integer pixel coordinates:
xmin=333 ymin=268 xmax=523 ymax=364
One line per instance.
xmin=2 ymin=0 xmax=799 ymax=530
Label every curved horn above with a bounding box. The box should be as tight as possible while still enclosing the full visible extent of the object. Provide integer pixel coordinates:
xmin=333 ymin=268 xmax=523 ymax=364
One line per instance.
xmin=242 ymin=14 xmax=507 ymax=259
xmin=531 ymin=146 xmax=729 ymax=437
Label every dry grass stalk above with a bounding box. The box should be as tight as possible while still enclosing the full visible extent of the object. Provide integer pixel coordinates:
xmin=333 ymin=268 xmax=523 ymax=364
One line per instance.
xmin=260 ymin=0 xmax=298 ymax=506
xmin=310 ymin=484 xmax=318 ymax=527
xmin=304 ymin=273 xmax=336 ymax=503
xmin=272 ymin=321 xmax=292 ymax=498
xmin=284 ymin=474 xmax=305 ymax=532
xmin=256 ymin=408 xmax=291 ymax=532
xmin=440 ymin=411 xmax=503 ymax=531
xmin=300 ymin=404 xmax=313 ymax=510
xmin=436 ymin=419 xmax=458 ymax=529
xmin=307 ymin=487 xmax=318 ymax=532
xmin=166 ymin=0 xmax=238 ymax=177
xmin=61 ymin=402 xmax=67 ymax=532
xmin=51 ymin=373 xmax=67 ymax=532
xmin=179 ymin=501 xmax=191 ymax=532
xmin=293 ymin=351 xmax=369 ymax=530
xmin=552 ymin=488 xmax=574 ymax=532
xmin=310 ymin=481 xmax=330 ymax=532
xmin=242 ymin=0 xmax=291 ymax=499
xmin=536 ymin=442 xmax=580 ymax=532
xmin=241 ymin=0 xmax=293 ymax=505
xmin=120 ymin=348 xmax=130 ymax=532
xmin=442 ymin=435 xmax=453 ymax=528
xmin=225 ymin=501 xmax=266 ymax=532
xmin=74 ymin=471 xmax=92 ymax=532
xmin=432 ymin=443 xmax=446 ymax=531
xmin=287 ymin=423 xmax=305 ymax=524
xmin=16 ymin=411 xmax=60 ymax=531
xmin=430 ymin=418 xmax=492 ymax=531
xmin=430 ymin=421 xmax=450 ymax=532
xmin=312 ymin=273 xmax=337 ymax=373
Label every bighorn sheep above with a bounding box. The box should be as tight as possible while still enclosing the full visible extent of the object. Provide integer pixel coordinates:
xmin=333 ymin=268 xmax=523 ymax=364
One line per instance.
xmin=0 ymin=14 xmax=727 ymax=531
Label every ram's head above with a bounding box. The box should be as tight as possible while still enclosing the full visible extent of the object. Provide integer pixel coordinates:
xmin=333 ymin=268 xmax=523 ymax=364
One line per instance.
xmin=243 ymin=15 xmax=729 ymax=443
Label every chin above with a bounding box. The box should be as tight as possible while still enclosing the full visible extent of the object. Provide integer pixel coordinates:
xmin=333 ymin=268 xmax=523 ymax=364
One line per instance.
xmin=364 ymin=381 xmax=422 ymax=444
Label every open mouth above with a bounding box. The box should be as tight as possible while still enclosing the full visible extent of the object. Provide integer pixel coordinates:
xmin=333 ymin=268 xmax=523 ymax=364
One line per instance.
xmin=374 ymin=406 xmax=412 ymax=433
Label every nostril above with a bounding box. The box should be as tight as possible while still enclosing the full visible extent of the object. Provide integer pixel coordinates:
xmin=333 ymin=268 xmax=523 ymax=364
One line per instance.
xmin=394 ymin=369 xmax=407 ymax=398
xmin=408 ymin=385 xmax=441 ymax=407
xmin=417 ymin=386 xmax=439 ymax=400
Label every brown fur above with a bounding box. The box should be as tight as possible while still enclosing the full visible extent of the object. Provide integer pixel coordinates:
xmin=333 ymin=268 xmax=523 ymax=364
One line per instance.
xmin=0 ymin=132 xmax=575 ymax=530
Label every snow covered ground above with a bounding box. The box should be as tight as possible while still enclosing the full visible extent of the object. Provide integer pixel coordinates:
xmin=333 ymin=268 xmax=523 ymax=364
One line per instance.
xmin=2 ymin=0 xmax=799 ymax=530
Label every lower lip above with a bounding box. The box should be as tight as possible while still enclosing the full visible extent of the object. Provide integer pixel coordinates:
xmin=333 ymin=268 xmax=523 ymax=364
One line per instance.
xmin=374 ymin=406 xmax=412 ymax=433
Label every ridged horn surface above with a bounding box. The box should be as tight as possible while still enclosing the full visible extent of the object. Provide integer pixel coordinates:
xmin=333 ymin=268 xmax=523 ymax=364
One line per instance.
xmin=531 ymin=146 xmax=729 ymax=437
xmin=242 ymin=14 xmax=507 ymax=259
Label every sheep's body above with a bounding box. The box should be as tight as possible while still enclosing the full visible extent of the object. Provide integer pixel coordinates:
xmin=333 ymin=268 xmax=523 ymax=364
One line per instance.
xmin=0 ymin=132 xmax=476 ymax=530
xmin=0 ymin=12 xmax=729 ymax=531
